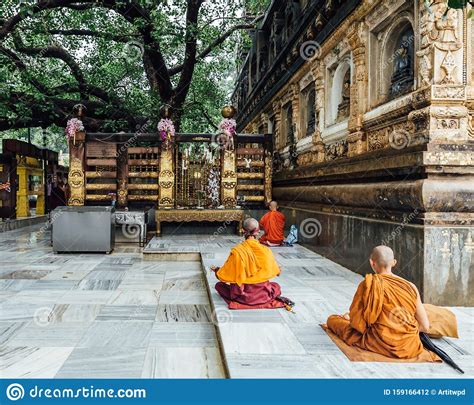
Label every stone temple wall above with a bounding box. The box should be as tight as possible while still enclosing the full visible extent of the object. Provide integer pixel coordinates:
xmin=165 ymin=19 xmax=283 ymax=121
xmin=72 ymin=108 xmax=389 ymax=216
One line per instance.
xmin=232 ymin=0 xmax=474 ymax=305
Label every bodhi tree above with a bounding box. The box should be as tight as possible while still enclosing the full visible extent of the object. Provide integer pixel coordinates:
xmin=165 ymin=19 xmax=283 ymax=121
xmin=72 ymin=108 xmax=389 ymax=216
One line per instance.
xmin=0 ymin=0 xmax=269 ymax=141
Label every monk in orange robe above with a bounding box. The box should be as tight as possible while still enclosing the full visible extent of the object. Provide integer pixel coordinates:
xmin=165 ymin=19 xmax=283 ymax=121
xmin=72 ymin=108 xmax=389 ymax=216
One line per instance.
xmin=327 ymin=246 xmax=430 ymax=359
xmin=259 ymin=201 xmax=285 ymax=246
xmin=211 ymin=218 xmax=282 ymax=306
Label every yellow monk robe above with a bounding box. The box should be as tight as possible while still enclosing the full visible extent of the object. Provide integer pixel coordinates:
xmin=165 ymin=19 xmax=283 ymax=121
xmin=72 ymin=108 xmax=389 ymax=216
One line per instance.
xmin=259 ymin=211 xmax=285 ymax=245
xmin=216 ymin=238 xmax=280 ymax=285
xmin=327 ymin=273 xmax=424 ymax=359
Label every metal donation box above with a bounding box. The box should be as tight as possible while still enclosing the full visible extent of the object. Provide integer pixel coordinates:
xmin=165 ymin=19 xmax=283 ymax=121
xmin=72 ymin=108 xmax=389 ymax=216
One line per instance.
xmin=52 ymin=206 xmax=115 ymax=253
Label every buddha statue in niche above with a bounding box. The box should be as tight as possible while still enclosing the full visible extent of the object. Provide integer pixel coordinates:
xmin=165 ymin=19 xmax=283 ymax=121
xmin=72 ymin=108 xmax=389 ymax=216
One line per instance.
xmin=336 ymin=70 xmax=351 ymax=123
xmin=389 ymin=33 xmax=414 ymax=98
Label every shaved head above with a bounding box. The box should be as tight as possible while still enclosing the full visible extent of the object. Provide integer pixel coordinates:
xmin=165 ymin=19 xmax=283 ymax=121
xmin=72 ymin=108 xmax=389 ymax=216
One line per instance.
xmin=269 ymin=200 xmax=278 ymax=211
xmin=370 ymin=245 xmax=395 ymax=268
xmin=243 ymin=217 xmax=259 ymax=233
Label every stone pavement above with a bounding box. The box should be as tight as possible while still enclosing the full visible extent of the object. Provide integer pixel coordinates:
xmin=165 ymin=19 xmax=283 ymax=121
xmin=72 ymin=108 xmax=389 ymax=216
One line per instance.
xmin=0 ymin=224 xmax=472 ymax=378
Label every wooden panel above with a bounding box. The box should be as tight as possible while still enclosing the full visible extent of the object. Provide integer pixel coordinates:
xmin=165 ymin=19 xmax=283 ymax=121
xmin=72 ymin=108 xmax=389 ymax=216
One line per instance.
xmin=86 ymin=141 xmax=117 ymax=157
xmin=128 ymin=172 xmax=159 ymax=178
xmin=242 ymin=195 xmax=265 ymax=201
xmin=87 ymin=159 xmax=117 ymax=166
xmin=237 ymin=173 xmax=264 ymax=179
xmin=127 ymin=184 xmax=159 ymax=190
xmin=237 ymin=185 xmax=264 ymax=191
xmin=128 ymin=159 xmax=159 ymax=166
xmin=128 ymin=195 xmax=159 ymax=201
xmin=237 ymin=160 xmax=265 ymax=167
xmin=85 ymin=194 xmax=112 ymax=200
xmin=86 ymin=171 xmax=117 ymax=178
xmin=236 ymin=148 xmax=264 ymax=156
xmin=85 ymin=183 xmax=117 ymax=190
xmin=127 ymin=147 xmax=160 ymax=154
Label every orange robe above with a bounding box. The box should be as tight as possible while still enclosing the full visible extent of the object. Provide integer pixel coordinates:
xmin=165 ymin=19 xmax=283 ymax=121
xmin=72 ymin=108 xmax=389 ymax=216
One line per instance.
xmin=259 ymin=211 xmax=285 ymax=245
xmin=216 ymin=238 xmax=281 ymax=285
xmin=327 ymin=274 xmax=424 ymax=359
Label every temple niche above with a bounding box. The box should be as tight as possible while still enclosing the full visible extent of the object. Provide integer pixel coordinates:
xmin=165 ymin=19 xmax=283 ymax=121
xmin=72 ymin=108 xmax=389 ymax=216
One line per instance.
xmin=305 ymin=88 xmax=317 ymax=137
xmin=328 ymin=58 xmax=352 ymax=125
xmin=389 ymin=27 xmax=415 ymax=98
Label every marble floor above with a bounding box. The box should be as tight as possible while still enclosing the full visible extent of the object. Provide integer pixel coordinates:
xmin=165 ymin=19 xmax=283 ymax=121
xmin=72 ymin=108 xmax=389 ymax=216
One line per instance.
xmin=1 ymin=224 xmax=473 ymax=379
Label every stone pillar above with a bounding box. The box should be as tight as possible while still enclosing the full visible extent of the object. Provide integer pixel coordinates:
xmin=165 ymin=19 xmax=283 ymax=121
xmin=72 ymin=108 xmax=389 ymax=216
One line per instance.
xmin=310 ymin=61 xmax=325 ymax=163
xmin=272 ymin=100 xmax=282 ymax=149
xmin=347 ymin=21 xmax=368 ymax=157
xmin=414 ymin=0 xmax=469 ymax=143
xmin=290 ymin=83 xmax=300 ymax=141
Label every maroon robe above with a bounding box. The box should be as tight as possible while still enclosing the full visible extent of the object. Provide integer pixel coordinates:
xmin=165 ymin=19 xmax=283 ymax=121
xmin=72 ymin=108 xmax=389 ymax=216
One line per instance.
xmin=215 ymin=281 xmax=281 ymax=306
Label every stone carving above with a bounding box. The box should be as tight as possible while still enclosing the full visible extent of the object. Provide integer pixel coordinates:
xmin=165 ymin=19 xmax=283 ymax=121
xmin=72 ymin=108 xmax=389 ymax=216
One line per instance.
xmin=325 ymin=140 xmax=348 ymax=160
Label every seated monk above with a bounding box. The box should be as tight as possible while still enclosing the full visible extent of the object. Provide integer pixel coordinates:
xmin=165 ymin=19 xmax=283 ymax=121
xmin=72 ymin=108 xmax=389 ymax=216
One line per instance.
xmin=259 ymin=201 xmax=285 ymax=246
xmin=211 ymin=218 xmax=282 ymax=306
xmin=326 ymin=246 xmax=430 ymax=359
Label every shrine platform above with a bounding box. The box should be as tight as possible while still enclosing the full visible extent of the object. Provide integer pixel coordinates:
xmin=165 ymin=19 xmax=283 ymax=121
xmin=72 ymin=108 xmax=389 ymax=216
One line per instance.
xmin=0 ymin=225 xmax=472 ymax=378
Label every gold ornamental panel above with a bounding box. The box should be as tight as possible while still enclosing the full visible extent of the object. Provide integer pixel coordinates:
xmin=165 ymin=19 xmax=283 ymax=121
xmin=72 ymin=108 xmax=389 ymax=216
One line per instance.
xmin=68 ymin=158 xmax=84 ymax=206
xmin=221 ymin=150 xmax=237 ymax=208
xmin=159 ymin=149 xmax=175 ymax=207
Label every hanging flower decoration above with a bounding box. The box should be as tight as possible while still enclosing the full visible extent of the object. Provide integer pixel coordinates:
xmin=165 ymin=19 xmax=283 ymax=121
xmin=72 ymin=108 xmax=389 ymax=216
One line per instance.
xmin=218 ymin=118 xmax=236 ymax=150
xmin=65 ymin=118 xmax=84 ymax=141
xmin=158 ymin=118 xmax=175 ymax=149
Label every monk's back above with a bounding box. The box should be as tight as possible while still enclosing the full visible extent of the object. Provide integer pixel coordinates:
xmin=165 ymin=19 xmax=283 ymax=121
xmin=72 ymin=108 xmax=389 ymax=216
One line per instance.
xmin=352 ymin=274 xmax=424 ymax=358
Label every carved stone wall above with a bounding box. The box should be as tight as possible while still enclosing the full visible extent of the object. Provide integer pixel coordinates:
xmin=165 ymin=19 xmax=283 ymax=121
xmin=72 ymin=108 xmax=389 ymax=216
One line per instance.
xmin=232 ymin=0 xmax=474 ymax=305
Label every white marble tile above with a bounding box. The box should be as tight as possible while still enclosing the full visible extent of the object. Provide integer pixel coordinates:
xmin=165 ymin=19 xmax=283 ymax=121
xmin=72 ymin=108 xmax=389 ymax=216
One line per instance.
xmin=149 ymin=322 xmax=217 ymax=347
xmin=107 ymin=290 xmax=160 ymax=306
xmin=142 ymin=347 xmax=225 ymax=378
xmin=0 ymin=346 xmax=74 ymax=378
xmin=219 ymin=323 xmax=306 ymax=355
xmin=77 ymin=321 xmax=153 ymax=348
xmin=6 ymin=322 xmax=91 ymax=347
xmin=159 ymin=290 xmax=209 ymax=305
xmin=56 ymin=347 xmax=146 ymax=378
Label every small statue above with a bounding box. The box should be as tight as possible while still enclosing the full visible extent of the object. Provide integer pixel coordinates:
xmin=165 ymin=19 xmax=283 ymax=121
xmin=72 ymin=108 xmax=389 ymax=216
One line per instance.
xmin=389 ymin=35 xmax=414 ymax=98
xmin=336 ymin=71 xmax=351 ymax=123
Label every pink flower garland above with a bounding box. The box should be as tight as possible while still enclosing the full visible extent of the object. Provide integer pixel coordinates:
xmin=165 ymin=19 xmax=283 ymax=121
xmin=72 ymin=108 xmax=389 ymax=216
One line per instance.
xmin=157 ymin=118 xmax=175 ymax=143
xmin=65 ymin=118 xmax=84 ymax=140
xmin=219 ymin=118 xmax=236 ymax=136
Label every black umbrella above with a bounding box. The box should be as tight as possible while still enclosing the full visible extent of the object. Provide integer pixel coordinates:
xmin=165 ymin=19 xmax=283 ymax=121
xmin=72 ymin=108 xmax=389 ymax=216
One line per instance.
xmin=420 ymin=332 xmax=464 ymax=374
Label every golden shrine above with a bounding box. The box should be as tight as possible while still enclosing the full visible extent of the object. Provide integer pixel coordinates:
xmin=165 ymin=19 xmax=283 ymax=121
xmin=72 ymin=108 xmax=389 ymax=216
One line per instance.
xmin=67 ymin=108 xmax=273 ymax=234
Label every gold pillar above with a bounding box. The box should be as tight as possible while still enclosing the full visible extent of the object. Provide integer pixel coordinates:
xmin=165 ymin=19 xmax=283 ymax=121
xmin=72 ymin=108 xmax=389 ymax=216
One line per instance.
xmin=264 ymin=150 xmax=272 ymax=204
xmin=68 ymin=133 xmax=85 ymax=206
xmin=68 ymin=157 xmax=85 ymax=206
xmin=158 ymin=147 xmax=175 ymax=207
xmin=221 ymin=150 xmax=237 ymax=208
xmin=16 ymin=160 xmax=29 ymax=217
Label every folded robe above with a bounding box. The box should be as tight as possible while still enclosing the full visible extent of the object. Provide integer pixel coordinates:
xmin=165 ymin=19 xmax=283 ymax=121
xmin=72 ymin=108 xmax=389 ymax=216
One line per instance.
xmin=327 ymin=273 xmax=427 ymax=359
xmin=215 ymin=238 xmax=282 ymax=308
xmin=259 ymin=211 xmax=285 ymax=245
xmin=216 ymin=238 xmax=280 ymax=286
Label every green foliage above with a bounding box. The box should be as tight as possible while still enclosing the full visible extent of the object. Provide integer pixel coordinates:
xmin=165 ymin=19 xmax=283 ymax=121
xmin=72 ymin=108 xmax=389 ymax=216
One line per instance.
xmin=0 ymin=0 xmax=270 ymax=148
